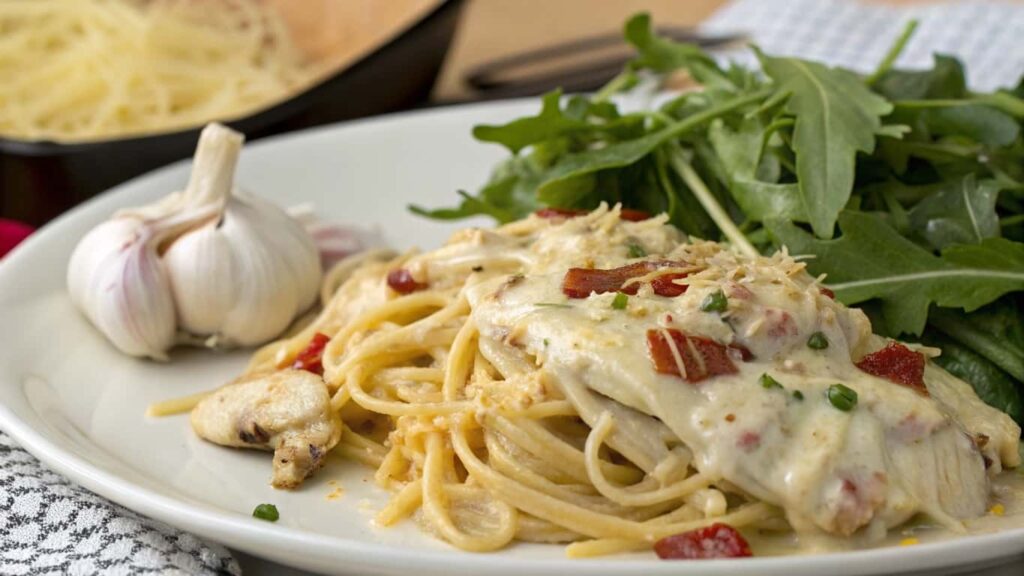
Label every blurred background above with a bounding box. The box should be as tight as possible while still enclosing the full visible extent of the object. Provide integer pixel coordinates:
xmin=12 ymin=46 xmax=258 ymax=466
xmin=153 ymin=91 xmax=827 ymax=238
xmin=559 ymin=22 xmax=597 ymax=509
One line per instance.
xmin=0 ymin=0 xmax=1021 ymax=255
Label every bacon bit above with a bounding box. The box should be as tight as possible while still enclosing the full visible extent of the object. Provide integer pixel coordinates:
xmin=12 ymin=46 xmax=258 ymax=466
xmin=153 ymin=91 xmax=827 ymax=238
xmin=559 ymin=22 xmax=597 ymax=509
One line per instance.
xmin=737 ymin=431 xmax=761 ymax=451
xmin=654 ymin=523 xmax=753 ymax=560
xmin=650 ymin=273 xmax=689 ymax=297
xmin=535 ymin=207 xmax=585 ymax=219
xmin=855 ymin=342 xmax=927 ymax=395
xmin=563 ymin=261 xmax=690 ymax=298
xmin=724 ymin=413 xmax=736 ymax=423
xmin=564 ymin=263 xmax=651 ymax=297
xmin=730 ymin=344 xmax=754 ymax=362
xmin=386 ymin=268 xmax=427 ymax=294
xmin=726 ymin=283 xmax=755 ymax=300
xmin=292 ymin=332 xmax=330 ymax=375
xmin=647 ymin=329 xmax=740 ymax=383
xmin=534 ymin=207 xmax=650 ymax=222
xmin=765 ymin=309 xmax=798 ymax=338
xmin=619 ymin=208 xmax=651 ymax=222
xmin=820 ymin=287 xmax=836 ymax=299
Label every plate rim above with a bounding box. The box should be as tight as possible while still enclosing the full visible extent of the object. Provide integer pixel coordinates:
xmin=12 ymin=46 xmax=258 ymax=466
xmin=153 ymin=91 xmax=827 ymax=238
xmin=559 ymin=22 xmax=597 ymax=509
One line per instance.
xmin=1 ymin=101 xmax=1023 ymax=576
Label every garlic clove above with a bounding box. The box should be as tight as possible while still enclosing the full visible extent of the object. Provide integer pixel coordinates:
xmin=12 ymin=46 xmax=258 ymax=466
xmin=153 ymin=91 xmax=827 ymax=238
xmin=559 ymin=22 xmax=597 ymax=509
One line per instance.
xmin=67 ymin=122 xmax=323 ymax=359
xmin=224 ymin=195 xmax=321 ymax=344
xmin=164 ymin=192 xmax=321 ymax=347
xmin=67 ymin=218 xmax=177 ymax=360
xmin=162 ymin=220 xmax=234 ymax=337
xmin=242 ymin=193 xmax=321 ymax=315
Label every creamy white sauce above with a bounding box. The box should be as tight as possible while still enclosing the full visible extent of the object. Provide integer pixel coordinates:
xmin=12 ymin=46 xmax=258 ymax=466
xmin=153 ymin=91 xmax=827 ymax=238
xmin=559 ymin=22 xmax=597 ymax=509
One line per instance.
xmin=375 ymin=206 xmax=1022 ymax=542
xmin=749 ymin=470 xmax=1024 ymax=555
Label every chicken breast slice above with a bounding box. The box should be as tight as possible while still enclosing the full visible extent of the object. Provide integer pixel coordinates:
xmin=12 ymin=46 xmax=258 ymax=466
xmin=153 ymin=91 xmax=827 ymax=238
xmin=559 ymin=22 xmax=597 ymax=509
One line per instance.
xmin=924 ymin=362 xmax=1022 ymax=473
xmin=192 ymin=369 xmax=342 ymax=489
xmin=467 ymin=267 xmax=1018 ymax=536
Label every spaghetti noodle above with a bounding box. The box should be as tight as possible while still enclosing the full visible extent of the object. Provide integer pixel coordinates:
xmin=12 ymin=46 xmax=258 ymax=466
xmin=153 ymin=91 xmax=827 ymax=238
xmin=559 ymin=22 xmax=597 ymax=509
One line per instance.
xmin=0 ymin=0 xmax=319 ymax=142
xmin=157 ymin=204 xmax=1021 ymax=558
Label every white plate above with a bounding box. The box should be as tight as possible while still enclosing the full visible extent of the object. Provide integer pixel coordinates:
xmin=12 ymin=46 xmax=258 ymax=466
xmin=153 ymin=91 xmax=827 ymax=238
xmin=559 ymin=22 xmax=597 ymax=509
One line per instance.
xmin=1 ymin=100 xmax=1023 ymax=576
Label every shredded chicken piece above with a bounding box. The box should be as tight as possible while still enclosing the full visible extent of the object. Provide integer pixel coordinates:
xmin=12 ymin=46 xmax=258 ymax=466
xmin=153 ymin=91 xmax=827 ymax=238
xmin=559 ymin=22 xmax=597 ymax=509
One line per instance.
xmin=191 ymin=369 xmax=341 ymax=488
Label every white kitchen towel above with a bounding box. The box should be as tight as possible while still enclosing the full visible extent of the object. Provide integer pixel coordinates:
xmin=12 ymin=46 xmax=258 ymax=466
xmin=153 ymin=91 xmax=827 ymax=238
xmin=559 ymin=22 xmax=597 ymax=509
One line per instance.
xmin=0 ymin=433 xmax=240 ymax=576
xmin=702 ymin=0 xmax=1024 ymax=92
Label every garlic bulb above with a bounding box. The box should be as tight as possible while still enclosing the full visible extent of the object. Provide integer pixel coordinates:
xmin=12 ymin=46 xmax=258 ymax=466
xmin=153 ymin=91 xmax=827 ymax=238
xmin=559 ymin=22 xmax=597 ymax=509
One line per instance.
xmin=67 ymin=123 xmax=321 ymax=360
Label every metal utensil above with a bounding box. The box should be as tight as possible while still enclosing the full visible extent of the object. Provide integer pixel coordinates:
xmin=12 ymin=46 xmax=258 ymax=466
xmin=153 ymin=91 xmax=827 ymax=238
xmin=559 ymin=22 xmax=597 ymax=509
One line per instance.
xmin=464 ymin=27 xmax=744 ymax=99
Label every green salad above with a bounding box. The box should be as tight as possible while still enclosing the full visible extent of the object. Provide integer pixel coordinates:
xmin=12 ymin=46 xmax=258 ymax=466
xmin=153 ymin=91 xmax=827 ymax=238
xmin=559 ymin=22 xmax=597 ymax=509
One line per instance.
xmin=412 ymin=14 xmax=1024 ymax=426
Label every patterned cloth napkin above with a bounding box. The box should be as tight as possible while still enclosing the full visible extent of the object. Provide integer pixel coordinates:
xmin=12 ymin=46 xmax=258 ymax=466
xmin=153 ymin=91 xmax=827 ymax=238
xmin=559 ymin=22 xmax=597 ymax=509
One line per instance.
xmin=0 ymin=434 xmax=240 ymax=576
xmin=702 ymin=0 xmax=1024 ymax=91
xmin=2 ymin=1 xmax=1024 ymax=574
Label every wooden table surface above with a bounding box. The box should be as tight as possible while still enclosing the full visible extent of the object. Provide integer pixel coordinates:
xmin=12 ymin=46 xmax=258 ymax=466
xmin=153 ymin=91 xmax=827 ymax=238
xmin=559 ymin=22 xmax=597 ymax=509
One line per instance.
xmin=432 ymin=0 xmax=948 ymax=102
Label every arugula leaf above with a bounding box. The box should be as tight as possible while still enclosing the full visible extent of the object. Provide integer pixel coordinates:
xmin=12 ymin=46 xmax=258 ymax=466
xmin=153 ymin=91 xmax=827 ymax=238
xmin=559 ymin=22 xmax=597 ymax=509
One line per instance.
xmin=873 ymin=55 xmax=967 ymax=101
xmin=730 ymin=182 xmax=805 ymax=224
xmin=944 ymin=236 xmax=1024 ymax=272
xmin=536 ymin=173 xmax=597 ymax=208
xmin=412 ymin=11 xmax=1024 ymax=428
xmin=709 ymin=117 xmax=806 ymax=222
xmin=923 ymin=103 xmax=1021 ymax=147
xmin=865 ymin=20 xmax=919 ymax=86
xmin=410 ymin=156 xmax=541 ymax=223
xmin=908 ymin=173 xmax=1001 ymax=250
xmin=930 ymin=306 xmax=1024 ymax=383
xmin=757 ymin=52 xmax=893 ymax=237
xmin=924 ymin=331 xmax=1023 ymax=424
xmin=653 ymin=149 xmax=718 ymax=238
xmin=768 ymin=211 xmax=1024 ymax=335
xmin=535 ymin=89 xmax=771 ymax=200
xmin=409 ymin=190 xmax=511 ymax=222
xmin=470 ymin=91 xmax=647 ymax=157
xmin=623 ymin=13 xmax=734 ymax=90
xmin=472 ymin=90 xmax=587 ymax=154
xmin=969 ymin=296 xmax=1024 ymax=354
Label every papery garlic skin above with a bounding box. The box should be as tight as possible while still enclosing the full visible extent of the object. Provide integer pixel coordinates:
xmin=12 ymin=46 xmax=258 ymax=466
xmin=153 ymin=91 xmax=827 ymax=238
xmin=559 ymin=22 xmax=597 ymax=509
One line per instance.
xmin=163 ymin=192 xmax=320 ymax=347
xmin=67 ymin=218 xmax=177 ymax=360
xmin=66 ymin=123 xmax=322 ymax=359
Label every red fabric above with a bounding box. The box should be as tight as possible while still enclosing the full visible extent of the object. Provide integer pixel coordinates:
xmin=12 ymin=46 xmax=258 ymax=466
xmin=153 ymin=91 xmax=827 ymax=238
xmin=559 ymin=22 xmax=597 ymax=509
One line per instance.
xmin=0 ymin=219 xmax=33 ymax=258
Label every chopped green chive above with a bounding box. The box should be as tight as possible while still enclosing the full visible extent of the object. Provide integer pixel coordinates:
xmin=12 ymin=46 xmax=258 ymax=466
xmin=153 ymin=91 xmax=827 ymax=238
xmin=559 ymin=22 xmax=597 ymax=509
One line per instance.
xmin=612 ymin=292 xmax=629 ymax=310
xmin=827 ymin=384 xmax=858 ymax=412
xmin=543 ymin=338 xmax=550 ymax=347
xmin=759 ymin=373 xmax=783 ymax=390
xmin=807 ymin=331 xmax=829 ymax=350
xmin=627 ymin=242 xmax=647 ymax=258
xmin=535 ymin=302 xmax=572 ymax=308
xmin=253 ymin=503 xmax=279 ymax=522
xmin=792 ymin=390 xmax=805 ymax=401
xmin=700 ymin=290 xmax=728 ymax=313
